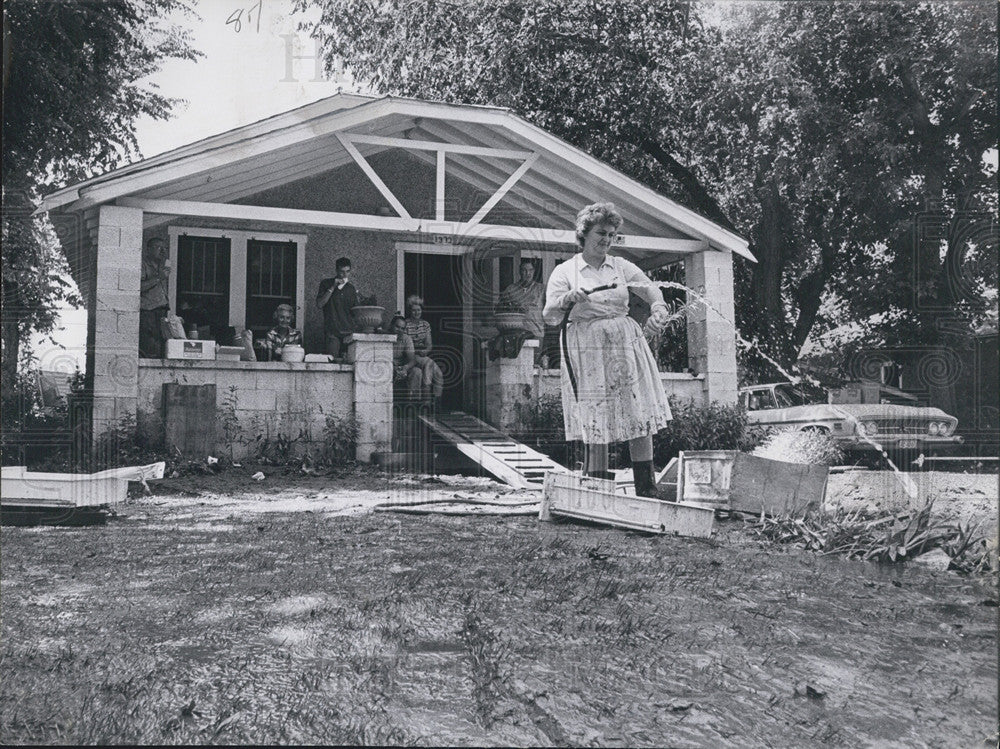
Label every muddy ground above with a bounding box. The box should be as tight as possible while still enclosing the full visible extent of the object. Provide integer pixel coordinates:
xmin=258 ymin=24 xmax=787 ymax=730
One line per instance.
xmin=0 ymin=466 xmax=997 ymax=746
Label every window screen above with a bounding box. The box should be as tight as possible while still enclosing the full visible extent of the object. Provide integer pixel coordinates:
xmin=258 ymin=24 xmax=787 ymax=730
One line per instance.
xmin=246 ymin=239 xmax=297 ymax=337
xmin=176 ymin=235 xmax=232 ymax=333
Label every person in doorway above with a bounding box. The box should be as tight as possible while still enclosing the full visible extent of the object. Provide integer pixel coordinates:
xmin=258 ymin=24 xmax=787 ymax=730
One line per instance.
xmin=390 ymin=314 xmax=423 ymax=400
xmin=497 ymin=258 xmax=545 ymax=337
xmin=316 ymin=257 xmax=358 ymax=359
xmin=542 ymin=202 xmax=673 ymax=498
xmin=261 ymin=304 xmax=302 ymax=361
xmin=139 ymin=237 xmax=170 ymax=358
xmin=497 ymin=257 xmax=546 ymax=364
xmin=404 ymin=294 xmax=444 ymax=406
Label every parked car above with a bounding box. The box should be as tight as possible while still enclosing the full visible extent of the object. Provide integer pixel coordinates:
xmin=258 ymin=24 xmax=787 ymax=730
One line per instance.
xmin=739 ymin=382 xmax=964 ymax=454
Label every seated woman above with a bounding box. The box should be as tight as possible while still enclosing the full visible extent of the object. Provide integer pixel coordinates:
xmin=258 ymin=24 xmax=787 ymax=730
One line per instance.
xmin=391 ymin=315 xmax=423 ymax=400
xmin=261 ymin=303 xmax=302 ymax=361
xmin=404 ymin=294 xmax=444 ymax=405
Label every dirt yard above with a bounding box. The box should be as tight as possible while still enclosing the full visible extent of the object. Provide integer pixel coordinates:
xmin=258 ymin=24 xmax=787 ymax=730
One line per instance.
xmin=1 ymin=466 xmax=996 ymax=746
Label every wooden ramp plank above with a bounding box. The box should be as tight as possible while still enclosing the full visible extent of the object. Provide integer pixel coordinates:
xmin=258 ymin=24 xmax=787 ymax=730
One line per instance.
xmin=541 ymin=472 xmax=715 ymax=538
xmin=420 ymin=411 xmax=569 ymax=490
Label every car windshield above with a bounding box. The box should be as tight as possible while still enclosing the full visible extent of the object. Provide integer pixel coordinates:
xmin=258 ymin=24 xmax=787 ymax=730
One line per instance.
xmin=773 ymin=384 xmax=810 ymax=408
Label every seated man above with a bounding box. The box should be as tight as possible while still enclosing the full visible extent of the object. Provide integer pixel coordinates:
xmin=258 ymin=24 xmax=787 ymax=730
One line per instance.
xmin=261 ymin=304 xmax=302 ymax=361
xmin=404 ymin=294 xmax=444 ymax=405
xmin=391 ymin=315 xmax=423 ymax=400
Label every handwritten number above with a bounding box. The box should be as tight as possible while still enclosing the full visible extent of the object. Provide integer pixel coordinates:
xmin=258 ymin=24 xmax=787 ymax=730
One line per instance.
xmin=249 ymin=0 xmax=262 ymax=33
xmin=227 ymin=2 xmax=262 ymax=33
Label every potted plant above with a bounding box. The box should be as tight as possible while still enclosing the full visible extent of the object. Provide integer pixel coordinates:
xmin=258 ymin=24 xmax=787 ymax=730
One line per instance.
xmin=493 ymin=298 xmax=527 ymax=332
xmin=351 ymin=293 xmax=385 ymax=334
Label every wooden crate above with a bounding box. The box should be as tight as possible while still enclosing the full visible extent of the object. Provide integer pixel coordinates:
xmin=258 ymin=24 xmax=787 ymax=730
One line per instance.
xmin=727 ymin=452 xmax=828 ymax=516
xmin=540 ymin=471 xmax=715 ymax=538
xmin=676 ymin=450 xmax=737 ymax=509
xmin=675 ymin=451 xmax=827 ymax=516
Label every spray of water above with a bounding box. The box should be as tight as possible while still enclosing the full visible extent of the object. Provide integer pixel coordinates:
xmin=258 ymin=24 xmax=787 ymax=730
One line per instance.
xmin=629 ymin=280 xmax=918 ymax=497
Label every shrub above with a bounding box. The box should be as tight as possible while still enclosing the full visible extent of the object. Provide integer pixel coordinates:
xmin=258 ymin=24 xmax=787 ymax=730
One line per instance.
xmin=323 ymin=413 xmax=358 ymax=466
xmin=512 ymin=394 xmax=563 ymax=439
xmin=745 ymin=500 xmax=995 ymax=573
xmin=511 ymin=394 xmax=582 ymax=469
xmin=653 ymin=399 xmax=770 ymax=465
xmin=90 ymin=412 xmax=170 ymax=471
xmin=752 ymin=429 xmax=843 ymax=466
xmin=1 ymin=370 xmax=89 ymax=468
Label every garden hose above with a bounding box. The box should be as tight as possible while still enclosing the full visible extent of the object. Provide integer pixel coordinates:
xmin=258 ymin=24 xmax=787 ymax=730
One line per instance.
xmin=560 ymin=283 xmax=617 ymax=401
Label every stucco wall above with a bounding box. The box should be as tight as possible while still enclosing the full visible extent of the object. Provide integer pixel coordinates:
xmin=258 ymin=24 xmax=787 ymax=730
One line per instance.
xmin=137 ymin=360 xmax=353 ymax=460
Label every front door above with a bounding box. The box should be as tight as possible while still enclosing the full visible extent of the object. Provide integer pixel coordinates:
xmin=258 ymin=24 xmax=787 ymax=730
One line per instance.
xmin=403 ymin=251 xmax=470 ymax=412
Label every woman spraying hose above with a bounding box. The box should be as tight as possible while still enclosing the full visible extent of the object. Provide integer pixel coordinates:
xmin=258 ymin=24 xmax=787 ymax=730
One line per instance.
xmin=542 ymin=202 xmax=674 ymax=498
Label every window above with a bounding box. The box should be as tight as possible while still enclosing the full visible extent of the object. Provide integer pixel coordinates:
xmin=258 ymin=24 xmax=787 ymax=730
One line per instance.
xmin=750 ymin=388 xmax=778 ymax=410
xmin=176 ymin=235 xmax=231 ymax=334
xmin=168 ymin=228 xmax=306 ymax=340
xmin=246 ymin=239 xmax=297 ymax=338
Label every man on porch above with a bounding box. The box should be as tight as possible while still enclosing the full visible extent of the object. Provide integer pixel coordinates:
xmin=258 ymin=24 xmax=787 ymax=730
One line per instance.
xmin=316 ymin=257 xmax=357 ymax=360
xmin=139 ymin=237 xmax=170 ymax=358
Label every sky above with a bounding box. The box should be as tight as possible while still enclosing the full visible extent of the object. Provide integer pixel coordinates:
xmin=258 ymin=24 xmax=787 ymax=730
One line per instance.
xmin=34 ymin=0 xmax=351 ymax=374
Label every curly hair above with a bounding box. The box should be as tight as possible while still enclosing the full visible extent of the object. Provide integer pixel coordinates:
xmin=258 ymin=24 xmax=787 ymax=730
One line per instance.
xmin=575 ymin=202 xmax=624 ymax=247
xmin=272 ymin=303 xmax=295 ymax=322
xmin=405 ymin=294 xmax=424 ymax=311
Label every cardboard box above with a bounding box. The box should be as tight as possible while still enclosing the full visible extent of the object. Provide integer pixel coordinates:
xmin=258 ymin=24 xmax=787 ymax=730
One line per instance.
xmin=165 ymin=339 xmax=216 ymax=360
xmin=216 ymin=345 xmax=244 ymax=361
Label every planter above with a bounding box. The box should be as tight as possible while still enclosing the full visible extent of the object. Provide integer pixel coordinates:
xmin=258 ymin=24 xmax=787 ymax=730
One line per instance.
xmin=281 ymin=345 xmax=305 ymax=363
xmin=351 ymin=305 xmax=385 ymax=334
xmin=494 ymin=312 xmax=527 ymax=332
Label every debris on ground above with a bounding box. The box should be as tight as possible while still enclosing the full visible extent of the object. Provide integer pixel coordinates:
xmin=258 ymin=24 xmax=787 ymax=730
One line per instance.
xmin=913 ymin=548 xmax=953 ymax=571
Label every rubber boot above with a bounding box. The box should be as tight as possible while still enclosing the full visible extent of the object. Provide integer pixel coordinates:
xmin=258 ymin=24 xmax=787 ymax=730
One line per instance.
xmin=632 ymin=460 xmax=660 ymax=499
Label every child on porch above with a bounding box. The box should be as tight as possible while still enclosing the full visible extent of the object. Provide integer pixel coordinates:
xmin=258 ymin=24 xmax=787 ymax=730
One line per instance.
xmin=262 ymin=304 xmax=302 ymax=361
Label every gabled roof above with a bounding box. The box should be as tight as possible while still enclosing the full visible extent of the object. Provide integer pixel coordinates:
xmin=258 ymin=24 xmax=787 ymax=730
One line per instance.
xmin=39 ymin=94 xmax=753 ymax=260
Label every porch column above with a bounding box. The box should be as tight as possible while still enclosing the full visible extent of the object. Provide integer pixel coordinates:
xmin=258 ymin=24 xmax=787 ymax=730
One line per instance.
xmin=347 ymin=333 xmax=395 ymax=461
xmin=484 ymin=339 xmax=539 ymax=431
xmin=91 ymin=205 xmax=144 ymax=445
xmin=684 ymin=248 xmax=738 ymax=404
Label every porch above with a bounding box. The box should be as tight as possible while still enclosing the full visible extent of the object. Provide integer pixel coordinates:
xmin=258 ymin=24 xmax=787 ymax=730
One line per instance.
xmin=40 ymin=95 xmax=751 ymax=460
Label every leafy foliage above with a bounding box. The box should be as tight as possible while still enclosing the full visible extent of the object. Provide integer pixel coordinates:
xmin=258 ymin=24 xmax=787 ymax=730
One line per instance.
xmin=3 ymin=0 xmax=200 ymax=188
xmin=745 ymin=501 xmax=994 ymax=573
xmin=322 ymin=412 xmax=359 ymax=466
xmin=653 ymin=399 xmax=770 ymax=464
xmin=2 ymin=0 xmax=200 ymax=388
xmin=298 ymin=0 xmax=996 ymax=371
xmin=752 ymin=429 xmax=844 ymax=467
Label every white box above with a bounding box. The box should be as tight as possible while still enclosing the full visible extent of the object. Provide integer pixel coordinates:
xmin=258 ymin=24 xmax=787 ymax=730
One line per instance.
xmin=216 ymin=345 xmax=244 ymax=361
xmin=165 ymin=339 xmax=216 ymax=360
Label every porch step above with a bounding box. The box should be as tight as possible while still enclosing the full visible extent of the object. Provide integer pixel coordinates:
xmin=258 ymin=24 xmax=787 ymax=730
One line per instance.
xmin=419 ymin=411 xmax=569 ymax=491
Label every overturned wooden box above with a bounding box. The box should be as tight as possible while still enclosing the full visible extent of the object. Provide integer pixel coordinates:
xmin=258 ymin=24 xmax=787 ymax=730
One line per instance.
xmin=673 ymin=450 xmax=828 ymax=516
xmin=540 ymin=471 xmax=715 ymax=538
xmin=1 ymin=462 xmax=165 ymax=509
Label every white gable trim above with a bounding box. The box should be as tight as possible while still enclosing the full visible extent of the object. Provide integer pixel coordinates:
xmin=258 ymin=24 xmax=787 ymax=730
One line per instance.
xmin=40 ymin=95 xmax=753 ymax=260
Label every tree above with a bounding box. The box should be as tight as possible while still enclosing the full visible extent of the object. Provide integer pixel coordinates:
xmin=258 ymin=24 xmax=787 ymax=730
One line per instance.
xmin=723 ymin=2 xmax=996 ymax=356
xmin=297 ymin=0 xmax=996 ymax=375
xmin=1 ymin=0 xmax=200 ymax=387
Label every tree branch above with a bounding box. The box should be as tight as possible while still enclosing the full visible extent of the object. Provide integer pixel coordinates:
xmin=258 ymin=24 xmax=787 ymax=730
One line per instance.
xmin=898 ymin=65 xmax=936 ymax=136
xmin=948 ymin=89 xmax=984 ymax=129
xmin=627 ymin=132 xmax=739 ymax=233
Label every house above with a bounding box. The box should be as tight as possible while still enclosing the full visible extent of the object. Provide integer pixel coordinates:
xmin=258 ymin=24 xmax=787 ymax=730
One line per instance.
xmin=38 ymin=94 xmax=753 ymax=462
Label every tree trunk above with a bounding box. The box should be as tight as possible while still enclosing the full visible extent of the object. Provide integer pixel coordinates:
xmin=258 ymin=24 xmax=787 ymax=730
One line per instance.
xmin=748 ymin=184 xmax=795 ymax=365
xmin=1 ymin=319 xmax=21 ymax=394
